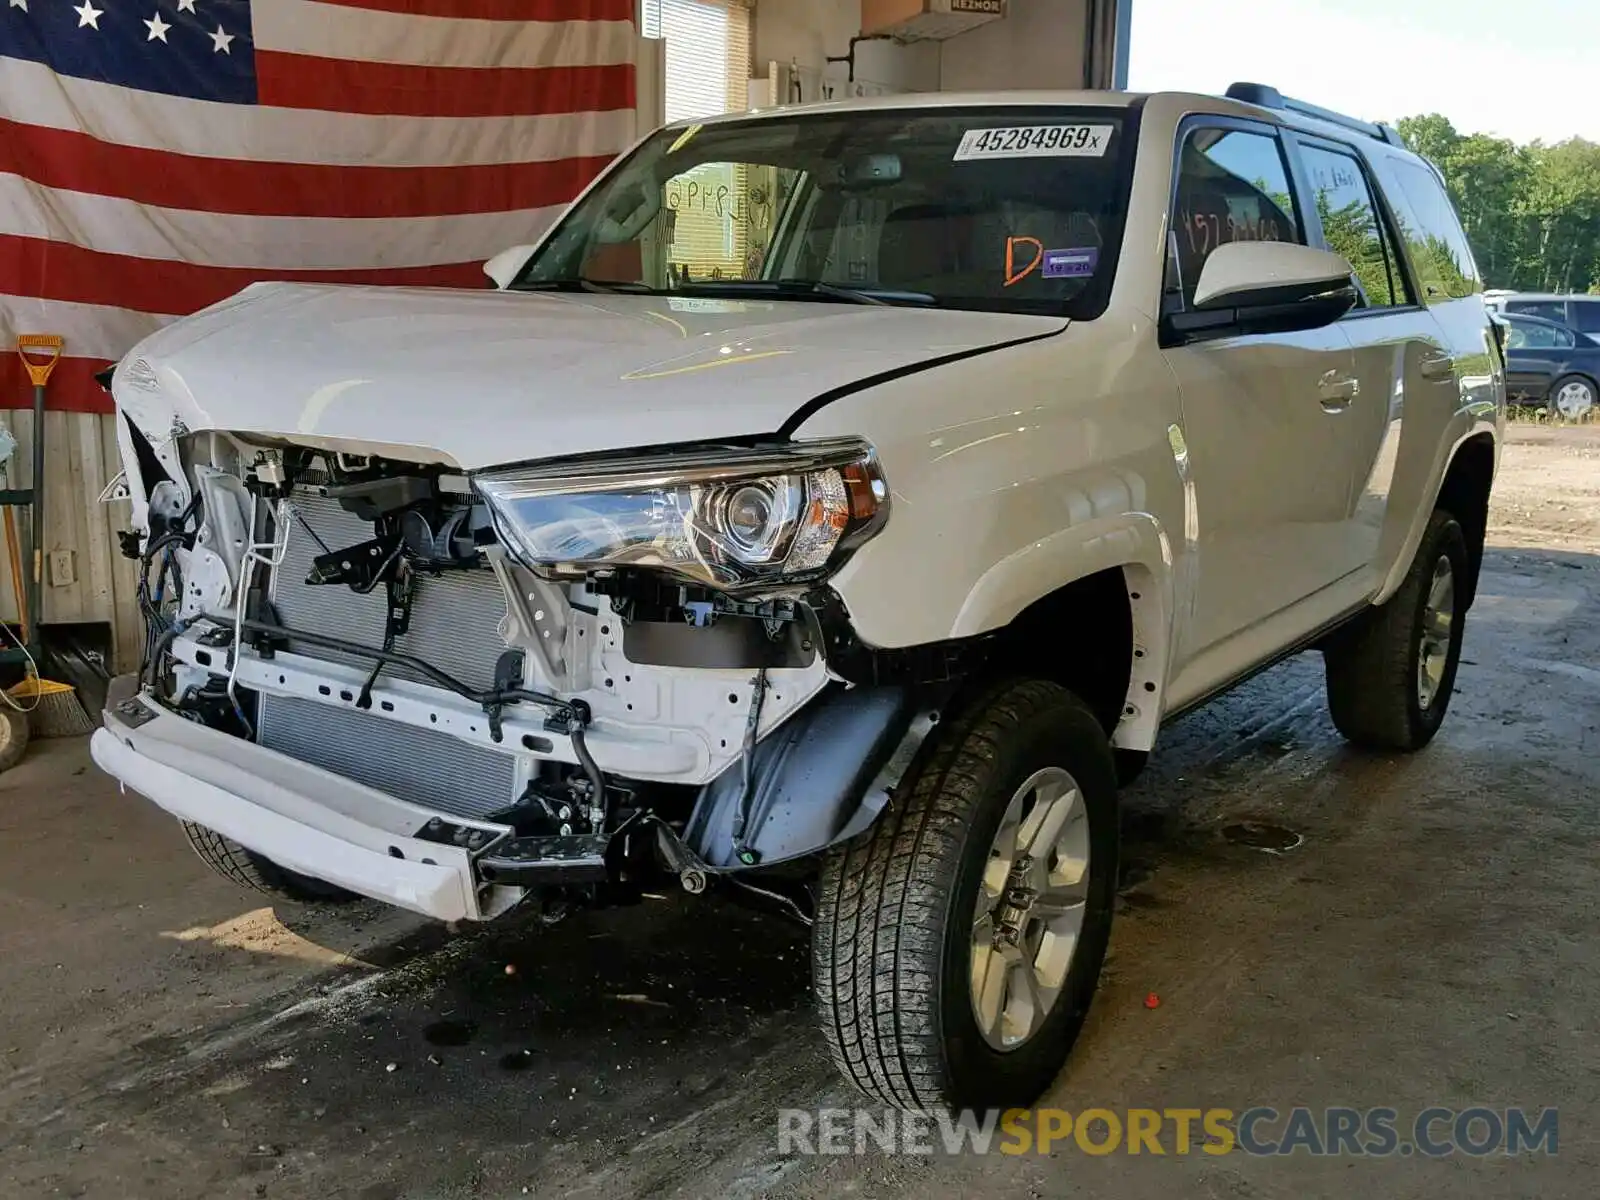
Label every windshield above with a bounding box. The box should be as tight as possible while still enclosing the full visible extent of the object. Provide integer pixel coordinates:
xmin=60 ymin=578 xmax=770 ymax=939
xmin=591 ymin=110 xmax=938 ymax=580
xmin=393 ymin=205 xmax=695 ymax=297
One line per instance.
xmin=514 ymin=106 xmax=1133 ymax=318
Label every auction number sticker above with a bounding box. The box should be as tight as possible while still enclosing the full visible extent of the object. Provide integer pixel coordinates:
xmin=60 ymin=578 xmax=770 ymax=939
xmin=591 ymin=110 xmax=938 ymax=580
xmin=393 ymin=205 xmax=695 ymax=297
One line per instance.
xmin=953 ymin=124 xmax=1114 ymax=161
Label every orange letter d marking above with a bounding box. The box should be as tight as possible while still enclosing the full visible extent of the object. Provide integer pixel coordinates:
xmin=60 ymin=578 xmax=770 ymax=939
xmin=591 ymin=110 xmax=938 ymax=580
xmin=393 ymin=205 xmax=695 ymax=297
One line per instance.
xmin=1005 ymin=236 xmax=1044 ymax=286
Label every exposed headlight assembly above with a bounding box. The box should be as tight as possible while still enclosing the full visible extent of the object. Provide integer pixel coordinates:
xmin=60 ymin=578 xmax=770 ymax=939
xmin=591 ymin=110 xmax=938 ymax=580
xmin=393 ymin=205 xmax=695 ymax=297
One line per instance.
xmin=474 ymin=439 xmax=889 ymax=592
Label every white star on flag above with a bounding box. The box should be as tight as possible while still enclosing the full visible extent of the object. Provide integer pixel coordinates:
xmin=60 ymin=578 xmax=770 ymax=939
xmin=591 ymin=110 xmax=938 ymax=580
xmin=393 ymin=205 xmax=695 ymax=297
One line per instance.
xmin=144 ymin=12 xmax=170 ymax=41
xmin=176 ymin=0 xmax=197 ymax=11
xmin=74 ymin=0 xmax=102 ymax=28
xmin=7 ymin=0 xmax=27 ymax=12
xmin=209 ymin=24 xmax=235 ymax=54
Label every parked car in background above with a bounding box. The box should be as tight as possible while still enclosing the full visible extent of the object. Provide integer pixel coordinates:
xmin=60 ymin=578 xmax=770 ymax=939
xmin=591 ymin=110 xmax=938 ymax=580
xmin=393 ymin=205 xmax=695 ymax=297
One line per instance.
xmin=1485 ymin=291 xmax=1600 ymax=346
xmin=1493 ymin=311 xmax=1599 ymax=418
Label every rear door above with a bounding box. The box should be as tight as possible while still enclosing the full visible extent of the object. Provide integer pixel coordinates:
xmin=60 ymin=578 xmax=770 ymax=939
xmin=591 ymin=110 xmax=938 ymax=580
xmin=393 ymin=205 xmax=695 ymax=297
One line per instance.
xmin=1159 ymin=118 xmax=1364 ymax=660
xmin=1282 ymin=132 xmax=1446 ymax=581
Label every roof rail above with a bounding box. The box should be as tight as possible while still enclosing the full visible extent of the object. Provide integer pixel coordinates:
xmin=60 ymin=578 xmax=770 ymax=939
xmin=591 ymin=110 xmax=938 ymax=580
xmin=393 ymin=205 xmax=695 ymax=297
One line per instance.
xmin=1224 ymin=81 xmax=1407 ymax=147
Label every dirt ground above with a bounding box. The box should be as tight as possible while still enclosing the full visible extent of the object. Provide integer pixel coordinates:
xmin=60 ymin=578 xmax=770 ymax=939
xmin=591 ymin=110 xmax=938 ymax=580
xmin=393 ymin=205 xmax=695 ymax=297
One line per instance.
xmin=3 ymin=425 xmax=1598 ymax=1200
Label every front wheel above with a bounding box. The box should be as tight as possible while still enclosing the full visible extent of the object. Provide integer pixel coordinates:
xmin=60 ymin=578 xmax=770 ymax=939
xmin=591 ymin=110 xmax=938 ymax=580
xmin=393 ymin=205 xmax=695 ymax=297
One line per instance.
xmin=813 ymin=679 xmax=1119 ymax=1111
xmin=1324 ymin=510 xmax=1468 ymax=752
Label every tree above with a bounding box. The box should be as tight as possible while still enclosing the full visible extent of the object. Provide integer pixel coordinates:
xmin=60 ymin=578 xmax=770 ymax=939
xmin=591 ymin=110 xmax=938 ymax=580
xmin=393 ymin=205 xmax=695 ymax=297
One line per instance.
xmin=1395 ymin=114 xmax=1600 ymax=295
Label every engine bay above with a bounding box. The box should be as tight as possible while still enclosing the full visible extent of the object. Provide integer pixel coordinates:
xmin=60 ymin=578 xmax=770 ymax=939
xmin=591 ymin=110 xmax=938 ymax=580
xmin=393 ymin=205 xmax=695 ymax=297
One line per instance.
xmin=123 ymin=429 xmax=852 ymax=913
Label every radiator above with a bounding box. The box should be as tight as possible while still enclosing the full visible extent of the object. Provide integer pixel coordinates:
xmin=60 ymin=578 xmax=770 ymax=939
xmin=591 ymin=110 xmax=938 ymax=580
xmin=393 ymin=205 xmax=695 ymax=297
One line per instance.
xmin=257 ymin=694 xmax=518 ymax=822
xmin=257 ymin=491 xmax=520 ymax=821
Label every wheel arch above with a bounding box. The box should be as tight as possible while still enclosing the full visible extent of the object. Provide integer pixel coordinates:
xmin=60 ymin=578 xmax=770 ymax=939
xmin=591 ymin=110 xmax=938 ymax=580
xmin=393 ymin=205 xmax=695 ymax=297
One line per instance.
xmin=1376 ymin=424 xmax=1499 ymax=610
xmin=950 ymin=517 xmax=1173 ymax=753
xmin=1433 ymin=431 xmax=1497 ymax=609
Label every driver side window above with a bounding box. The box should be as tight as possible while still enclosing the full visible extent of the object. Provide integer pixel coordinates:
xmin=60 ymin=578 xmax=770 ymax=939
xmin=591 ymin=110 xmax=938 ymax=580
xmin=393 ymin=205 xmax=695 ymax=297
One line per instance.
xmin=1165 ymin=126 xmax=1302 ymax=310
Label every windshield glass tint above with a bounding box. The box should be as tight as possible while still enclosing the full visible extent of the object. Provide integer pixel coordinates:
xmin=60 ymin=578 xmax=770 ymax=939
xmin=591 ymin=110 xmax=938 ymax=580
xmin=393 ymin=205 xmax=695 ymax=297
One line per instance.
xmin=516 ymin=108 xmax=1131 ymax=316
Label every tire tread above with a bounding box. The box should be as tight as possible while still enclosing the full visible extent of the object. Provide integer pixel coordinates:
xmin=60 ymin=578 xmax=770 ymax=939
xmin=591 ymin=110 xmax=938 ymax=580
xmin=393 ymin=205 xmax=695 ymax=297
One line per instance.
xmin=813 ymin=679 xmax=1098 ymax=1110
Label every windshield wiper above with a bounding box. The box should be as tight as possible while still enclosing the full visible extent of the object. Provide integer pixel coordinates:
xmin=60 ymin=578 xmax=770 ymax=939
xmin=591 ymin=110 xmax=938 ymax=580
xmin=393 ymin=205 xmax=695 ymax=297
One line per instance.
xmin=513 ymin=278 xmax=658 ymax=295
xmin=677 ymin=279 xmax=937 ymax=307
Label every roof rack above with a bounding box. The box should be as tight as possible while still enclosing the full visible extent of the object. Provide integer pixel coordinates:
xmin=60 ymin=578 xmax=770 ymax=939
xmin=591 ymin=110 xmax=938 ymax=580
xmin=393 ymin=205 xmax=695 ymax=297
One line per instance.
xmin=1224 ymin=82 xmax=1407 ymax=147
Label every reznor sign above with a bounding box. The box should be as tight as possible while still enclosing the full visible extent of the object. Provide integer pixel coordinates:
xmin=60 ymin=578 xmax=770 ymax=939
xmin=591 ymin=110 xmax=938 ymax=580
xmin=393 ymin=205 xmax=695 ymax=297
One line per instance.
xmin=950 ymin=0 xmax=1007 ymax=12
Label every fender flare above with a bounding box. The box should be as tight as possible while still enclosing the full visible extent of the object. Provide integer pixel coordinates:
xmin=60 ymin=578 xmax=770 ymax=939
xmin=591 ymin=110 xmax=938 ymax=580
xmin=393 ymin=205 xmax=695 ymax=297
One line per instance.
xmin=950 ymin=513 xmax=1176 ymax=751
xmin=1374 ymin=420 xmax=1500 ymax=606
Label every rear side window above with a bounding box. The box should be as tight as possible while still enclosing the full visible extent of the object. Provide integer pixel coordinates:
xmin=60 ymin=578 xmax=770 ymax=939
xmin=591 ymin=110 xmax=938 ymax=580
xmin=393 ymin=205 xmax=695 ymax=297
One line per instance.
xmin=1504 ymin=319 xmax=1574 ymax=350
xmin=1298 ymin=142 xmax=1407 ymax=309
xmin=1382 ymin=159 xmax=1482 ymax=301
xmin=1570 ymin=300 xmax=1600 ymax=335
xmin=1166 ymin=126 xmax=1302 ymax=308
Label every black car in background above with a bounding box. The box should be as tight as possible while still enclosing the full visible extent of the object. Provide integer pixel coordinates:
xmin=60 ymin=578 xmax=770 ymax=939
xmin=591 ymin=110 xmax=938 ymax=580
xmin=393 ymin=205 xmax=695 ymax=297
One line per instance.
xmin=1495 ymin=312 xmax=1599 ymax=419
xmin=1486 ymin=291 xmax=1600 ymax=344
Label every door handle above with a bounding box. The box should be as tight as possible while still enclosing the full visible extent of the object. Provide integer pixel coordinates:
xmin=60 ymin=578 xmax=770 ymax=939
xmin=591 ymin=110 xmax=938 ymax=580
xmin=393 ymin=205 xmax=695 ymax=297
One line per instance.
xmin=1318 ymin=371 xmax=1360 ymax=409
xmin=1419 ymin=352 xmax=1457 ymax=381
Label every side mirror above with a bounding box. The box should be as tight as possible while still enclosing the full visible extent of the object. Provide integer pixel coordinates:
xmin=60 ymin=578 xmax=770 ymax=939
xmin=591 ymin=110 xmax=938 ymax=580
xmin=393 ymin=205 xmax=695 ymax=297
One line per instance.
xmin=483 ymin=244 xmax=538 ymax=290
xmin=1163 ymin=242 xmax=1359 ymax=346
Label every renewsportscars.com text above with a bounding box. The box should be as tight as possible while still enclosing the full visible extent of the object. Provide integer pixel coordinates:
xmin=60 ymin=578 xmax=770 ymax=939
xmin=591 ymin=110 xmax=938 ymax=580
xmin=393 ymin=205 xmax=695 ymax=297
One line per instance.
xmin=777 ymin=1106 xmax=1559 ymax=1158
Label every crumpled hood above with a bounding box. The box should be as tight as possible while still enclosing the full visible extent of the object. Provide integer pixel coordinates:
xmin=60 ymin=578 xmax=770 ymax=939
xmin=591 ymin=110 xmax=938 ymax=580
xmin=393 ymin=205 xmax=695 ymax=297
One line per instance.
xmin=113 ymin=282 xmax=1065 ymax=469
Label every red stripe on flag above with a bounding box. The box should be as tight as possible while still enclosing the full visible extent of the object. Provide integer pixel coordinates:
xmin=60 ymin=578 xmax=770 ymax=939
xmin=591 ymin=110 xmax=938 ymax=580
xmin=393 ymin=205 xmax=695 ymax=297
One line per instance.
xmin=256 ymin=54 xmax=636 ymax=120
xmin=0 ymin=120 xmax=616 ymax=219
xmin=3 ymin=235 xmax=488 ymax=318
xmin=0 ymin=355 xmax=115 ymax=414
xmin=308 ymin=0 xmax=635 ymax=18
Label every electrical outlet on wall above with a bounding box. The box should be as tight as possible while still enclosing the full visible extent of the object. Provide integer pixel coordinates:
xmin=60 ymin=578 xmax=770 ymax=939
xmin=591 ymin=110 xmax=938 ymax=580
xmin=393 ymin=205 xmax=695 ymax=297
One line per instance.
xmin=49 ymin=549 xmax=76 ymax=587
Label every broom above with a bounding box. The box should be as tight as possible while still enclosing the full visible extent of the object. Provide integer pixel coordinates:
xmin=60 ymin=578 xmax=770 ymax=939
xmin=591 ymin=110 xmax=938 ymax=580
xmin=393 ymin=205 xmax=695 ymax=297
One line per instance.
xmin=5 ymin=335 xmax=96 ymax=737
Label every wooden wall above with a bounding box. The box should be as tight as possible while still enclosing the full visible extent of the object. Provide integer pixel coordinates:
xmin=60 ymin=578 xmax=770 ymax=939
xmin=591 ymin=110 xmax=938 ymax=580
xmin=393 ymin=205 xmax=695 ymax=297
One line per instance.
xmin=0 ymin=410 xmax=143 ymax=673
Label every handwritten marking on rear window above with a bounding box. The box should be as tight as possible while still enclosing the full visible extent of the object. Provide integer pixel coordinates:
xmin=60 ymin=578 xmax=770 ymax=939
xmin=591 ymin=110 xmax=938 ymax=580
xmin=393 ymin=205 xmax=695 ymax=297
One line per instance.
xmin=954 ymin=124 xmax=1114 ymax=161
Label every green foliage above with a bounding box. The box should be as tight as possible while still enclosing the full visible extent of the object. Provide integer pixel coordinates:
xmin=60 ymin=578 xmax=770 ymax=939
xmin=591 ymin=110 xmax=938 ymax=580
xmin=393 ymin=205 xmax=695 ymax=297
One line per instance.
xmin=1395 ymin=114 xmax=1600 ymax=294
xmin=1317 ymin=191 xmax=1398 ymax=305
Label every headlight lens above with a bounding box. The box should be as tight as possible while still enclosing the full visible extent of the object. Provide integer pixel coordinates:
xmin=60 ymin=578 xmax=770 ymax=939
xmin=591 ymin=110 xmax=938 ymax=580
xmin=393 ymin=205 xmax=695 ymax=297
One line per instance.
xmin=474 ymin=439 xmax=888 ymax=590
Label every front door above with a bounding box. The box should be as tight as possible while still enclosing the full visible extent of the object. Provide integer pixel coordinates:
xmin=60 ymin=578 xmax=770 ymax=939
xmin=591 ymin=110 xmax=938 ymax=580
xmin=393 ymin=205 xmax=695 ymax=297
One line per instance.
xmin=1160 ymin=119 xmax=1367 ymax=663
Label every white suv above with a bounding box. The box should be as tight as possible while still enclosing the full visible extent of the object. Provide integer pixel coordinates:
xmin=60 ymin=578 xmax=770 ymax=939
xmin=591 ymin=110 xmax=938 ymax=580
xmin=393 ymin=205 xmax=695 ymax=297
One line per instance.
xmin=94 ymin=82 xmax=1503 ymax=1111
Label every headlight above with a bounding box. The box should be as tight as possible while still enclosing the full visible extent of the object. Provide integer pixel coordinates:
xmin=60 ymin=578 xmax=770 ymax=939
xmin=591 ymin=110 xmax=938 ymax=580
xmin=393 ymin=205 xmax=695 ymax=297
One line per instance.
xmin=474 ymin=439 xmax=889 ymax=591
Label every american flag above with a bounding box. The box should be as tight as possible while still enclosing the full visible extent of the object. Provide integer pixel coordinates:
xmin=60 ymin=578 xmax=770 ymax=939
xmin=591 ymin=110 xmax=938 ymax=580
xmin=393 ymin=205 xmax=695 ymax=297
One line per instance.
xmin=1 ymin=0 xmax=638 ymax=413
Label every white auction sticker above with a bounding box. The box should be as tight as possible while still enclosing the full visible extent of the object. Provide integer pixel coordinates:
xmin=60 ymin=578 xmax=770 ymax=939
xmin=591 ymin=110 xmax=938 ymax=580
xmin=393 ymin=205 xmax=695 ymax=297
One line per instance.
xmin=952 ymin=124 xmax=1114 ymax=161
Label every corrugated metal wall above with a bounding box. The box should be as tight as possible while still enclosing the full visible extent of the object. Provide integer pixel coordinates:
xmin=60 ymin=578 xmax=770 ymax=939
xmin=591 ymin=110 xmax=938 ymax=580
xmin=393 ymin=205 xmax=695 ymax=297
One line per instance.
xmin=0 ymin=411 xmax=142 ymax=672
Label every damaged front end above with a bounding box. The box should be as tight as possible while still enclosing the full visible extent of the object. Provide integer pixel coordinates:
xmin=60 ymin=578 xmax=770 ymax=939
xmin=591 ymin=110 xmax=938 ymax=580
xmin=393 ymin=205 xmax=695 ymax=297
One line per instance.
xmin=94 ymin=415 xmax=938 ymax=923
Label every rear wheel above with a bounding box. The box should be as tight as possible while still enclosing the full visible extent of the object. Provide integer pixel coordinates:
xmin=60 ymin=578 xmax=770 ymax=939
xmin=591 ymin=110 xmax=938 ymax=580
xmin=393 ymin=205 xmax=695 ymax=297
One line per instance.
xmin=182 ymin=822 xmax=357 ymax=905
xmin=813 ymin=679 xmax=1119 ymax=1111
xmin=1548 ymin=374 xmax=1596 ymax=420
xmin=1324 ymin=510 xmax=1468 ymax=752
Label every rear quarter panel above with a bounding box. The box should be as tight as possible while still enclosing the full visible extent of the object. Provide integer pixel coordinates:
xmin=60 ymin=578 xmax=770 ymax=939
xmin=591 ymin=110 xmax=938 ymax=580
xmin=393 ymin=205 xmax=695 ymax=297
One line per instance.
xmin=1361 ymin=138 xmax=1505 ymax=600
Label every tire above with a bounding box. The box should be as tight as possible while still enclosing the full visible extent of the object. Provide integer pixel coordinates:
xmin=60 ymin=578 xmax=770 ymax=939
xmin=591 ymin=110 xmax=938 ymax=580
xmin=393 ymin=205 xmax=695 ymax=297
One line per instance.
xmin=1324 ymin=510 xmax=1468 ymax=752
xmin=813 ymin=679 xmax=1119 ymax=1111
xmin=0 ymin=707 xmax=30 ymax=773
xmin=182 ymin=821 xmax=357 ymax=905
xmin=1547 ymin=374 xmax=1596 ymax=421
